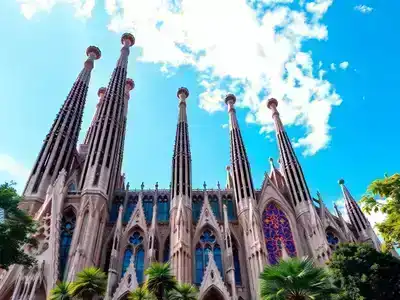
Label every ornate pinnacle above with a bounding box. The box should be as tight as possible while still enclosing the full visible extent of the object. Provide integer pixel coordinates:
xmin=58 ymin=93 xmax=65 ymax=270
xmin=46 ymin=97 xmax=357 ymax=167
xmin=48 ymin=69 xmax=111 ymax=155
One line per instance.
xmin=121 ymin=33 xmax=135 ymax=47
xmin=177 ymin=87 xmax=189 ymax=99
xmin=224 ymin=94 xmax=236 ymax=105
xmin=86 ymin=46 xmax=101 ymax=60
xmin=267 ymin=98 xmax=278 ymax=109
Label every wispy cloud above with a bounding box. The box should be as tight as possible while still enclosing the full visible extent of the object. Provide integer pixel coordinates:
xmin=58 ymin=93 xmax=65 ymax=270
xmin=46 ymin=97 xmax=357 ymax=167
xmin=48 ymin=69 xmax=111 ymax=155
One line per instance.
xmin=221 ymin=123 xmax=228 ymax=129
xmin=354 ymin=5 xmax=373 ymax=14
xmin=16 ymin=0 xmax=343 ymax=156
xmin=330 ymin=63 xmax=336 ymax=71
xmin=339 ymin=61 xmax=349 ymax=70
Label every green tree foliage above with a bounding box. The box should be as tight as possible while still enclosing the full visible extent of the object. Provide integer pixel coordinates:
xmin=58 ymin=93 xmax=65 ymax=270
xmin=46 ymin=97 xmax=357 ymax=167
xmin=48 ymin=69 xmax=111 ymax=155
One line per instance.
xmin=328 ymin=243 xmax=400 ymax=300
xmin=49 ymin=282 xmax=72 ymax=300
xmin=259 ymin=257 xmax=337 ymax=300
xmin=145 ymin=262 xmax=177 ymax=300
xmin=167 ymin=283 xmax=198 ymax=300
xmin=360 ymin=173 xmax=400 ymax=250
xmin=0 ymin=181 xmax=37 ymax=269
xmin=69 ymin=267 xmax=107 ymax=299
xmin=128 ymin=286 xmax=155 ymax=300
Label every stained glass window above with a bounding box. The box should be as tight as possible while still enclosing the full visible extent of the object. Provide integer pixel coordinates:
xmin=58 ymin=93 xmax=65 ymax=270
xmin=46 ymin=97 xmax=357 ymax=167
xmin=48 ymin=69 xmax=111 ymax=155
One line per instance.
xmin=213 ymin=244 xmax=223 ymax=275
xmin=135 ymin=247 xmax=145 ymax=284
xmin=195 ymin=245 xmax=203 ymax=285
xmin=195 ymin=229 xmax=223 ymax=285
xmin=192 ymin=196 xmax=202 ymax=222
xmin=129 ymin=232 xmax=144 ymax=245
xmin=67 ymin=182 xmax=77 ymax=194
xmin=210 ymin=195 xmax=220 ymax=219
xmin=122 ymin=248 xmax=133 ymax=277
xmin=227 ymin=196 xmax=236 ymax=221
xmin=59 ymin=209 xmax=76 ymax=280
xmin=326 ymin=231 xmax=339 ymax=246
xmin=110 ymin=197 xmax=123 ymax=223
xmin=157 ymin=195 xmax=170 ymax=222
xmin=163 ymin=236 xmax=170 ymax=262
xmin=143 ymin=196 xmax=153 ymax=223
xmin=124 ymin=196 xmax=138 ymax=223
xmin=233 ymin=244 xmax=241 ymax=285
xmin=262 ymin=202 xmax=297 ymax=264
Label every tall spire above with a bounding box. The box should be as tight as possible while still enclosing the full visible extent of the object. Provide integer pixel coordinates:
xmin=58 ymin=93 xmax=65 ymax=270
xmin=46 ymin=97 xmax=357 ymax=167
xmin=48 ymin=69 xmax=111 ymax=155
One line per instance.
xmin=84 ymin=87 xmax=106 ymax=144
xmin=339 ymin=179 xmax=380 ymax=249
xmin=225 ymin=94 xmax=255 ymax=209
xmin=267 ymin=98 xmax=330 ymax=262
xmin=80 ymin=33 xmax=135 ymax=196
xmin=225 ymin=94 xmax=264 ymax=299
xmin=170 ymin=87 xmax=192 ymax=283
xmin=67 ymin=34 xmax=134 ymax=280
xmin=171 ymin=87 xmax=191 ymax=201
xmin=22 ymin=46 xmax=101 ymax=214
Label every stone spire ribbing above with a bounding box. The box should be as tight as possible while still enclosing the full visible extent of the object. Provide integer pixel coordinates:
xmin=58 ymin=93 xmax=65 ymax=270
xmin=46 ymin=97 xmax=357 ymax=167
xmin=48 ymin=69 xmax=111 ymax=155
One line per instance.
xmin=267 ymin=98 xmax=330 ymax=262
xmin=225 ymin=94 xmax=265 ymax=299
xmin=22 ymin=46 xmax=101 ymax=214
xmin=171 ymin=87 xmax=191 ymax=200
xmin=170 ymin=87 xmax=192 ymax=283
xmin=338 ymin=179 xmax=380 ymax=249
xmin=80 ymin=33 xmax=134 ymax=196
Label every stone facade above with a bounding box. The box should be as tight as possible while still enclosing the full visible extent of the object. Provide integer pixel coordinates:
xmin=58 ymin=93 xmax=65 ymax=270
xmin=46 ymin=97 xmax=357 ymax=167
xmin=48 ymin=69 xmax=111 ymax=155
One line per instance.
xmin=0 ymin=34 xmax=382 ymax=300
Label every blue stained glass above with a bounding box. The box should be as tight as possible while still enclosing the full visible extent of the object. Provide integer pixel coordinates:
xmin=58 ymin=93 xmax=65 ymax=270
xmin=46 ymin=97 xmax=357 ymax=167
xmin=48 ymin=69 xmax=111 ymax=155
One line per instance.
xmin=59 ymin=211 xmax=76 ymax=280
xmin=124 ymin=197 xmax=137 ymax=223
xmin=129 ymin=232 xmax=143 ymax=245
xmin=233 ymin=245 xmax=241 ymax=284
xmin=110 ymin=202 xmax=119 ymax=222
xmin=200 ymin=230 xmax=216 ymax=243
xmin=262 ymin=202 xmax=297 ymax=265
xmin=326 ymin=231 xmax=339 ymax=245
xmin=157 ymin=196 xmax=170 ymax=222
xmin=122 ymin=248 xmax=133 ymax=277
xmin=135 ymin=247 xmax=145 ymax=284
xmin=192 ymin=197 xmax=202 ymax=222
xmin=210 ymin=196 xmax=220 ymax=219
xmin=143 ymin=197 xmax=153 ymax=222
xmin=214 ymin=244 xmax=223 ymax=277
xmin=195 ymin=246 xmax=203 ymax=285
xmin=227 ymin=197 xmax=236 ymax=220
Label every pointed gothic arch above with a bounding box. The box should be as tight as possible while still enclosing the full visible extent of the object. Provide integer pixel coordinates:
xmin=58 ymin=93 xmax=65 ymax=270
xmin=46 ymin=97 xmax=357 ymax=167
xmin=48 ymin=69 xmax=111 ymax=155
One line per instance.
xmin=110 ymin=196 xmax=124 ymax=223
xmin=120 ymin=230 xmax=146 ymax=284
xmin=157 ymin=194 xmax=169 ymax=222
xmin=200 ymin=286 xmax=228 ymax=300
xmin=209 ymin=195 xmax=221 ymax=220
xmin=124 ymin=195 xmax=138 ymax=223
xmin=192 ymin=194 xmax=203 ymax=222
xmin=143 ymin=195 xmax=153 ymax=223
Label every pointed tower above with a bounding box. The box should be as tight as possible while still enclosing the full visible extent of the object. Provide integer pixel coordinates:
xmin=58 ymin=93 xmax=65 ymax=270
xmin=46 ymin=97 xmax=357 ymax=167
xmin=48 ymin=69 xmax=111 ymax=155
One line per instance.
xmin=267 ymin=98 xmax=330 ymax=261
xmin=333 ymin=202 xmax=354 ymax=242
xmin=170 ymin=87 xmax=192 ymax=283
xmin=21 ymin=46 xmax=101 ymax=215
xmin=268 ymin=157 xmax=286 ymax=192
xmin=339 ymin=179 xmax=380 ymax=250
xmin=225 ymin=94 xmax=265 ymax=299
xmin=67 ymin=34 xmax=135 ymax=280
xmin=84 ymin=87 xmax=106 ymax=145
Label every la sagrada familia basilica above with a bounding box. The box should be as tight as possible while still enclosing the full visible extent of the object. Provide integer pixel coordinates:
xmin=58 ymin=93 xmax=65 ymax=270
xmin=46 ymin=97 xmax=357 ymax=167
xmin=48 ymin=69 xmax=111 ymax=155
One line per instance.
xmin=0 ymin=33 xmax=383 ymax=300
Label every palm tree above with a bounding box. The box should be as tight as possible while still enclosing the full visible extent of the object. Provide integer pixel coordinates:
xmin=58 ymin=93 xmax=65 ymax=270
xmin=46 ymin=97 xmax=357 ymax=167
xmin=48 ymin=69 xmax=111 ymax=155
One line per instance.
xmin=128 ymin=286 xmax=155 ymax=300
xmin=259 ymin=257 xmax=338 ymax=300
xmin=167 ymin=283 xmax=198 ymax=300
xmin=145 ymin=262 xmax=177 ymax=300
xmin=69 ymin=267 xmax=107 ymax=300
xmin=49 ymin=282 xmax=72 ymax=300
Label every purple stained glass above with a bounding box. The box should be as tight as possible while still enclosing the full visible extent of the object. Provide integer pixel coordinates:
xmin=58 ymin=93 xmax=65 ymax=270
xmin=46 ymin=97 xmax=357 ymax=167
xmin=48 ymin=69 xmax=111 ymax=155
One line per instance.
xmin=263 ymin=202 xmax=297 ymax=264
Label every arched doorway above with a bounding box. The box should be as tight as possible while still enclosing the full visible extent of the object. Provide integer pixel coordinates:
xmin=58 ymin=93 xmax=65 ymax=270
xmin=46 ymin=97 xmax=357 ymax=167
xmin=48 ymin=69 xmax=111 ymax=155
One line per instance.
xmin=202 ymin=287 xmax=226 ymax=300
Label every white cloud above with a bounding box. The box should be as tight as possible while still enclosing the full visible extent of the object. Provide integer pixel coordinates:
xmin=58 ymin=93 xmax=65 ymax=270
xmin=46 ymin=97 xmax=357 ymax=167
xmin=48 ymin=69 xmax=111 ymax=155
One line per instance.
xmin=330 ymin=63 xmax=336 ymax=71
xmin=221 ymin=123 xmax=228 ymax=129
xmin=354 ymin=4 xmax=373 ymax=14
xmin=17 ymin=0 xmax=95 ymax=19
xmin=16 ymin=0 xmax=342 ymax=156
xmin=339 ymin=61 xmax=349 ymax=70
xmin=0 ymin=154 xmax=30 ymax=184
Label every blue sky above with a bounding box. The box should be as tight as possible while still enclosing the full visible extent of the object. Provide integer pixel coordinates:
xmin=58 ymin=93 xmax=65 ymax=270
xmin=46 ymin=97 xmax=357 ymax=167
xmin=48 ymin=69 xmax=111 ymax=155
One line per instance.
xmin=0 ymin=0 xmax=398 ymax=223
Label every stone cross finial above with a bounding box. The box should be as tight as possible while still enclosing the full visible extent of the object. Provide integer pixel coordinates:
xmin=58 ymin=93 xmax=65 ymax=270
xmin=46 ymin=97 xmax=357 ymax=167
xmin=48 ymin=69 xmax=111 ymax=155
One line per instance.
xmin=203 ymin=181 xmax=207 ymax=190
xmin=155 ymin=182 xmax=159 ymax=190
xmin=126 ymin=182 xmax=130 ymax=190
xmin=217 ymin=181 xmax=220 ymax=189
xmin=141 ymin=182 xmax=144 ymax=190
